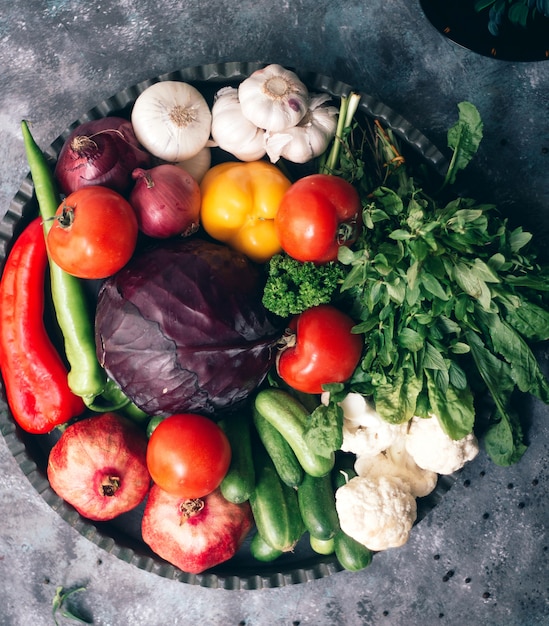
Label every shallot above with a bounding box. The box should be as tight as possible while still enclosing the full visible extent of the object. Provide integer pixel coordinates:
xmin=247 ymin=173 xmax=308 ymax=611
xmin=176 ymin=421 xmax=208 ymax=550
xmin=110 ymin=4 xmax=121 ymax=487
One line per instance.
xmin=129 ymin=164 xmax=201 ymax=238
xmin=54 ymin=117 xmax=151 ymax=196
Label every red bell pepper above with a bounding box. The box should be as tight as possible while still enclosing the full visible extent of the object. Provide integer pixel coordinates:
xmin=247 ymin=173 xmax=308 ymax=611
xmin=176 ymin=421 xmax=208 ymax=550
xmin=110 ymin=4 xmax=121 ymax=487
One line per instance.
xmin=0 ymin=217 xmax=85 ymax=433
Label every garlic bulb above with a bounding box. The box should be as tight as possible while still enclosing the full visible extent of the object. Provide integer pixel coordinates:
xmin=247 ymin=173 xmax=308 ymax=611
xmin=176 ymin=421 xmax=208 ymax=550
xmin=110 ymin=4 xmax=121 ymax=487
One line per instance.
xmin=175 ymin=146 xmax=212 ymax=183
xmin=210 ymin=87 xmax=266 ymax=161
xmin=131 ymin=81 xmax=212 ymax=162
xmin=238 ymin=64 xmax=309 ymax=133
xmin=265 ymin=93 xmax=338 ymax=164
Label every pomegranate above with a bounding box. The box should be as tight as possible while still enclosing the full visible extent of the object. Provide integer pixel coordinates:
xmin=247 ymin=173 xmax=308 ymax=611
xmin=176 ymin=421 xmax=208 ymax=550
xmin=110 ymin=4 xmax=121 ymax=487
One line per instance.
xmin=141 ymin=485 xmax=254 ymax=574
xmin=47 ymin=412 xmax=151 ymax=521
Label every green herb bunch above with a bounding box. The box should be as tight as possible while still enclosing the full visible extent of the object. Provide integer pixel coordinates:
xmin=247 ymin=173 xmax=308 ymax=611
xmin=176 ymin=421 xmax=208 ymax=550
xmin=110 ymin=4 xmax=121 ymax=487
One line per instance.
xmin=330 ymin=101 xmax=549 ymax=466
xmin=475 ymin=0 xmax=549 ymax=36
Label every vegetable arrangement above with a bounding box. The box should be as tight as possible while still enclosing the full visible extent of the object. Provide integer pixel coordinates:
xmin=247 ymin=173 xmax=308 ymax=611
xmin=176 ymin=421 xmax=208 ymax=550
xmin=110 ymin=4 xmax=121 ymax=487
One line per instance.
xmin=2 ymin=64 xmax=549 ymax=579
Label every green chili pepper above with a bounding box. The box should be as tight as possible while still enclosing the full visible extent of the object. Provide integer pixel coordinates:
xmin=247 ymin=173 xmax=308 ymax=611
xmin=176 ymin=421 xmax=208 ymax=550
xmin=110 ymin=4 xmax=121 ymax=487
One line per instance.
xmin=21 ymin=120 xmax=133 ymax=412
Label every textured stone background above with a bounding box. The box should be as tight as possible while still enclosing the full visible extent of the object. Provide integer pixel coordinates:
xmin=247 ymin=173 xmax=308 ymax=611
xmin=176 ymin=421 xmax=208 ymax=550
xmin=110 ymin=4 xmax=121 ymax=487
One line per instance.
xmin=0 ymin=1 xmax=548 ymax=624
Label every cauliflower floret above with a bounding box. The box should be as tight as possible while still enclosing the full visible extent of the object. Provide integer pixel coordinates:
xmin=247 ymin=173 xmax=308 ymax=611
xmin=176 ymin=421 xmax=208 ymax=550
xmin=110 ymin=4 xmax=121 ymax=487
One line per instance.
xmin=405 ymin=414 xmax=479 ymax=475
xmin=335 ymin=475 xmax=417 ymax=551
xmin=322 ymin=392 xmax=407 ymax=458
xmin=354 ymin=436 xmax=438 ymax=498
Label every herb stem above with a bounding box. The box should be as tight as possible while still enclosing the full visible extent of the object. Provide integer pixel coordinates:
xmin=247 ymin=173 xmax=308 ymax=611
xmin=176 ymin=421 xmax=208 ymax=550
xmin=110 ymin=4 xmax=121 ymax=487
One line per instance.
xmin=320 ymin=91 xmax=361 ymax=175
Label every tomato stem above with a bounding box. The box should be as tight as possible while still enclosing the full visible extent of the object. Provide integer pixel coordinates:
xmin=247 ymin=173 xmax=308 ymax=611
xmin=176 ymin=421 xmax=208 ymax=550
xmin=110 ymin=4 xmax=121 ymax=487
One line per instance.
xmin=337 ymin=220 xmax=358 ymax=245
xmin=277 ymin=327 xmax=297 ymax=350
xmin=57 ymin=204 xmax=76 ymax=228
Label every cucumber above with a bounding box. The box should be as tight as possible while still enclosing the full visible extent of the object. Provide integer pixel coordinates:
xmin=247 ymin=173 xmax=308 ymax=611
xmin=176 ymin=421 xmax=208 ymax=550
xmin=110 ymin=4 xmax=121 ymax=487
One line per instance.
xmin=250 ymin=532 xmax=283 ymax=562
xmin=332 ymin=461 xmax=373 ymax=572
xmin=219 ymin=411 xmax=255 ymax=504
xmin=333 ymin=530 xmax=373 ymax=572
xmin=297 ymin=472 xmax=340 ymax=541
xmin=249 ymin=446 xmax=304 ymax=552
xmin=309 ymin=535 xmax=335 ymax=556
xmin=252 ymin=405 xmax=304 ymax=488
xmin=254 ymin=388 xmax=334 ymax=477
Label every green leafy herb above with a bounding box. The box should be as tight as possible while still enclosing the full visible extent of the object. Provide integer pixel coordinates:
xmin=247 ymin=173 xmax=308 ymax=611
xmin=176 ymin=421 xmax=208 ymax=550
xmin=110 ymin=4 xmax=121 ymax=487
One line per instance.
xmin=302 ymin=400 xmax=344 ymax=458
xmin=301 ymin=382 xmax=347 ymax=457
xmin=444 ymin=101 xmax=484 ymax=188
xmin=326 ymin=100 xmax=549 ymax=466
xmin=52 ymin=586 xmax=91 ymax=626
xmin=474 ymin=0 xmax=549 ymax=36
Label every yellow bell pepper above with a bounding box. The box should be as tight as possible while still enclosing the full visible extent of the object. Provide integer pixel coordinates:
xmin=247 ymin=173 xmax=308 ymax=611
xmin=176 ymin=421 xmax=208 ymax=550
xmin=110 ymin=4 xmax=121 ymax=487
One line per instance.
xmin=200 ymin=160 xmax=291 ymax=263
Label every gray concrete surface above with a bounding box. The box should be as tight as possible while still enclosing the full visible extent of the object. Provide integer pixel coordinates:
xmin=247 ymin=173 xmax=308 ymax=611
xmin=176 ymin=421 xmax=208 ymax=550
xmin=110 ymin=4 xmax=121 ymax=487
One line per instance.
xmin=1 ymin=1 xmax=549 ymax=624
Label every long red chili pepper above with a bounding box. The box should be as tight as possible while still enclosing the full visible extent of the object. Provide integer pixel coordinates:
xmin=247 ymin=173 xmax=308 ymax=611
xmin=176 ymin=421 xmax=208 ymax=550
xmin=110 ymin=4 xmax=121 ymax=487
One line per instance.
xmin=0 ymin=217 xmax=85 ymax=434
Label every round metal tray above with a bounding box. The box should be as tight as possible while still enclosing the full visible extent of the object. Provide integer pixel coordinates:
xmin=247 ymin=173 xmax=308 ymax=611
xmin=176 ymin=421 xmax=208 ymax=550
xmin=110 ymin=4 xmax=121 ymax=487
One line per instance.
xmin=0 ymin=62 xmax=456 ymax=590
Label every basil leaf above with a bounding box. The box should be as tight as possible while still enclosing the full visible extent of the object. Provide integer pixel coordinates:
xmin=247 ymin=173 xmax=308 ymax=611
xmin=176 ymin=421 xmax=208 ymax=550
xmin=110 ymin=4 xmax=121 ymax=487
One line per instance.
xmin=390 ymin=229 xmax=412 ymax=241
xmin=444 ymin=102 xmax=483 ymax=187
xmin=452 ymin=261 xmax=492 ymax=310
xmin=483 ymin=412 xmax=528 ymax=466
xmin=372 ymin=187 xmax=403 ymax=215
xmin=340 ymin=263 xmax=366 ymax=291
xmin=426 ymin=371 xmax=475 ymax=439
xmin=421 ymin=272 xmax=449 ymax=301
xmin=398 ymin=327 xmax=424 ymax=352
xmin=505 ymin=275 xmax=549 ymax=291
xmin=374 ymin=367 xmax=422 ymax=424
xmin=509 ymin=226 xmax=533 ymax=253
xmin=487 ymin=315 xmax=549 ymax=402
xmin=303 ymin=402 xmax=343 ymax=458
xmin=449 ymin=360 xmax=468 ymax=390
xmin=386 ymin=278 xmax=406 ymax=304
xmin=337 ymin=245 xmax=356 ymax=265
xmin=466 ymin=330 xmax=514 ymax=392
xmin=423 ymin=341 xmax=447 ymax=370
xmin=504 ymin=300 xmax=549 ymax=342
xmin=472 ymin=258 xmax=500 ymax=283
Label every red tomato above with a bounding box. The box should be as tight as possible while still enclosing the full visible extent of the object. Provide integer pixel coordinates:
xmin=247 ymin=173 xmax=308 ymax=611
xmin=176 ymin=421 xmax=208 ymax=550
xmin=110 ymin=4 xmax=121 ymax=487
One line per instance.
xmin=277 ymin=304 xmax=363 ymax=394
xmin=146 ymin=413 xmax=231 ymax=499
xmin=47 ymin=186 xmax=138 ymax=279
xmin=275 ymin=174 xmax=361 ymax=263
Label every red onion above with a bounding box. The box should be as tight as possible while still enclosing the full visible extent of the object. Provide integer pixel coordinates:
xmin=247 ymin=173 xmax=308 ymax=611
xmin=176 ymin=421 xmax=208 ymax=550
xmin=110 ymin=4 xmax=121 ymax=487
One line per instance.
xmin=129 ymin=164 xmax=201 ymax=238
xmin=54 ymin=117 xmax=151 ymax=196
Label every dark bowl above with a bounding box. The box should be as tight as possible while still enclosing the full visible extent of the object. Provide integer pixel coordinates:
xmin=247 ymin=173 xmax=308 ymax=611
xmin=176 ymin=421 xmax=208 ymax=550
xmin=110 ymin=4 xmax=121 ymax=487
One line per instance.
xmin=0 ymin=62 xmax=457 ymax=590
xmin=420 ymin=0 xmax=549 ymax=62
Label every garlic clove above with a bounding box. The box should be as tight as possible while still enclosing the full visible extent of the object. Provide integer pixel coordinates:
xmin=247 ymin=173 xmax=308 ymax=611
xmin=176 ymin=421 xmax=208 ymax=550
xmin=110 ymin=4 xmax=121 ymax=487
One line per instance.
xmin=265 ymin=92 xmax=338 ymax=163
xmin=210 ymin=86 xmax=266 ymax=161
xmin=238 ymin=64 xmax=309 ymax=133
xmin=131 ymin=81 xmax=212 ymax=162
xmin=265 ymin=132 xmax=293 ymax=164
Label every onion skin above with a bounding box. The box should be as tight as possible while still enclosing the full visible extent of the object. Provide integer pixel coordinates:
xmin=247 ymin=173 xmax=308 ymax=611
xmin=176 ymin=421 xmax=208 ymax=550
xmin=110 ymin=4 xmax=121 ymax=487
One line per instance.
xmin=54 ymin=116 xmax=151 ymax=196
xmin=130 ymin=164 xmax=201 ymax=238
xmin=95 ymin=238 xmax=285 ymax=416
